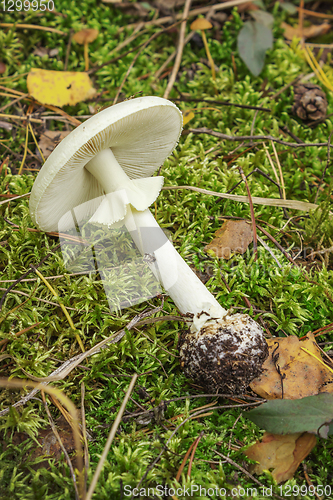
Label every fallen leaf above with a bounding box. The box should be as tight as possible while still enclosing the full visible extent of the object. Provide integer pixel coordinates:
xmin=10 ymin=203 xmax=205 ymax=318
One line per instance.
xmin=250 ymin=10 xmax=274 ymax=28
xmin=246 ymin=392 xmax=333 ymax=438
xmin=182 ymin=110 xmax=195 ymax=126
xmin=37 ymin=130 xmax=71 ymax=160
xmin=250 ymin=333 xmax=333 ymax=400
xmin=27 ymin=68 xmax=96 ymax=107
xmin=3 ymin=416 xmax=77 ymax=469
xmin=237 ymin=2 xmax=259 ymax=13
xmin=205 ymin=220 xmax=253 ymax=259
xmin=245 ymin=432 xmax=317 ymax=483
xmin=237 ymin=20 xmax=273 ymax=76
xmin=281 ymin=21 xmax=331 ymax=40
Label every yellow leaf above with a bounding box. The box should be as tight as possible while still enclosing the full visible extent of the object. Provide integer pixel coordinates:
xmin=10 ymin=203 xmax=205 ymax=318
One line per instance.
xmin=182 ymin=110 xmax=195 ymax=126
xmin=27 ymin=68 xmax=96 ymax=107
xmin=250 ymin=333 xmax=333 ymax=400
xmin=245 ymin=432 xmax=317 ymax=484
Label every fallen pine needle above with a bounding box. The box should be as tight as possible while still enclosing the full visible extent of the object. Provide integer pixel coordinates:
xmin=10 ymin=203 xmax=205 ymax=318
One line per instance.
xmin=300 ymin=347 xmax=333 ymax=374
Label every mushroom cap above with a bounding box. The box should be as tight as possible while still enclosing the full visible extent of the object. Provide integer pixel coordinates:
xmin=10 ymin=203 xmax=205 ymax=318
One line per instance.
xmin=30 ymin=96 xmax=183 ymax=232
xmin=190 ymin=18 xmax=213 ymax=31
xmin=73 ymin=28 xmax=99 ymax=44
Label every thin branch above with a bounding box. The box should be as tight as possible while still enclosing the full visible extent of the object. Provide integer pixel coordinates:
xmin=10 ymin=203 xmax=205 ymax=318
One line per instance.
xmin=238 ymin=166 xmax=258 ymax=260
xmin=213 ymin=449 xmax=285 ymax=500
xmin=117 ymin=0 xmax=254 ymax=33
xmin=174 ymin=96 xmax=270 ymax=112
xmin=188 ymin=127 xmax=333 ymax=149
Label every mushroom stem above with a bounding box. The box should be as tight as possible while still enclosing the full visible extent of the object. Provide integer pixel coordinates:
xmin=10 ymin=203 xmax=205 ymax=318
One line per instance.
xmin=85 ymin=148 xmax=129 ymax=191
xmin=201 ymin=30 xmax=216 ymax=81
xmin=124 ymin=205 xmax=226 ymax=320
xmin=85 ymin=148 xmax=226 ymax=321
xmin=84 ymin=42 xmax=89 ymax=71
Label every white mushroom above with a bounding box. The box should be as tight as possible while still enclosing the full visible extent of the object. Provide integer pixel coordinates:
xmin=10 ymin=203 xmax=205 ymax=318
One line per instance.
xmin=30 ymin=96 xmax=268 ymax=393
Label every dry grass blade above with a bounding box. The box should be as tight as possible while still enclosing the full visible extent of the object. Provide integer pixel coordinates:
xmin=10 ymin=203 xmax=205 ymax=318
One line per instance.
xmin=175 ymin=438 xmax=197 ymax=481
xmin=187 ymin=430 xmax=204 ymax=479
xmin=0 ymin=22 xmax=66 ymax=34
xmin=18 ymin=122 xmax=29 ymax=175
xmin=271 ymin=140 xmax=286 ymax=200
xmin=85 ymin=374 xmax=138 ymax=500
xmin=163 ymin=185 xmax=320 ymax=211
xmin=81 ymin=383 xmax=89 ymax=494
xmin=264 ymin=143 xmax=281 ymax=188
xmin=302 ymin=44 xmax=333 ymax=92
xmin=163 ymin=0 xmax=192 ymax=99
xmin=41 ymin=391 xmax=81 ymax=500
xmin=238 ymin=166 xmax=258 ymax=260
xmin=31 ymin=266 xmax=85 ymax=353
xmin=0 ymin=192 xmax=30 ymax=206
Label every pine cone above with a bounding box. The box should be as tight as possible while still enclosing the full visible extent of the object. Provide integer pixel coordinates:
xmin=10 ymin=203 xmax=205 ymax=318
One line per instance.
xmin=292 ymin=83 xmax=327 ymax=121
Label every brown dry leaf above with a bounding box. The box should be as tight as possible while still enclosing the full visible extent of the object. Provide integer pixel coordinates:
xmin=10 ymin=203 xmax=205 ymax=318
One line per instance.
xmin=5 ymin=416 xmax=76 ymax=469
xmin=37 ymin=130 xmax=71 ymax=160
xmin=237 ymin=2 xmax=259 ymax=13
xmin=282 ymin=21 xmax=331 ymax=40
xmin=250 ymin=333 xmax=333 ymax=399
xmin=205 ymin=220 xmax=253 ymax=259
xmin=245 ymin=432 xmax=317 ymax=484
xmin=27 ymin=68 xmax=96 ymax=107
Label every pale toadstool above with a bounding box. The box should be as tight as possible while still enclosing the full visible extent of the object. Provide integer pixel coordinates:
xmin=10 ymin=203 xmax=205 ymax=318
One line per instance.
xmin=29 ymin=95 xmax=268 ymax=393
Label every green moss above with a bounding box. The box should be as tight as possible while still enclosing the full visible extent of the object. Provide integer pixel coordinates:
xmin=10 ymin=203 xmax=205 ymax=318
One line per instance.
xmin=1 ymin=2 xmax=333 ymax=499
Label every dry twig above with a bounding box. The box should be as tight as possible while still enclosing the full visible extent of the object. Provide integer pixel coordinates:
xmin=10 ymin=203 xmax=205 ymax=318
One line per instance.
xmin=163 ymin=0 xmax=192 ymax=99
